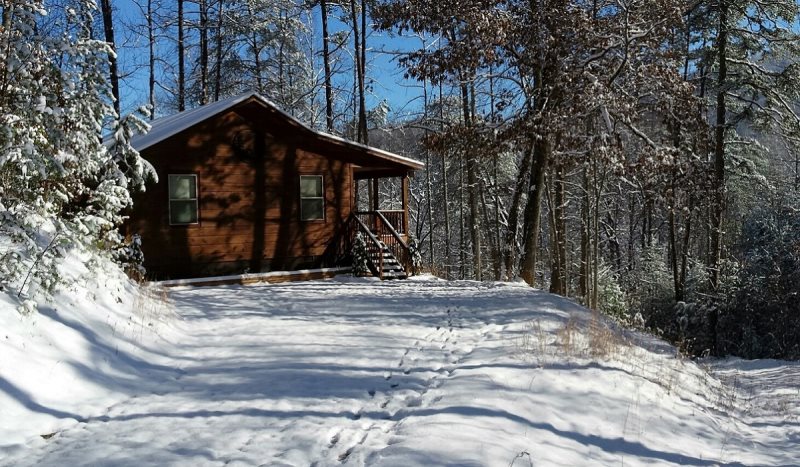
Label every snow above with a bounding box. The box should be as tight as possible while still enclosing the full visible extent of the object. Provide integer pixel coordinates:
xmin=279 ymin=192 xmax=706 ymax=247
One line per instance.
xmin=2 ymin=275 xmax=799 ymax=466
xmin=0 ymin=252 xmax=179 ymax=451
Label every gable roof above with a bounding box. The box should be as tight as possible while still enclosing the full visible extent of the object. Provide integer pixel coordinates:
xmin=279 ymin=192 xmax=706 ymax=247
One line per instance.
xmin=131 ymin=92 xmax=424 ymax=170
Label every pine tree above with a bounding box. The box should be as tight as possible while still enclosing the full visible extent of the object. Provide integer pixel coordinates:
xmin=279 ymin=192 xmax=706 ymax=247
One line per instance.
xmin=351 ymin=233 xmax=370 ymax=276
xmin=689 ymin=0 xmax=800 ymax=290
xmin=0 ymin=1 xmax=152 ymax=303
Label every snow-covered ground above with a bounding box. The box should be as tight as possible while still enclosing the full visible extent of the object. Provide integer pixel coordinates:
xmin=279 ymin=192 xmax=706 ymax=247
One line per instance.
xmin=2 ymin=275 xmax=799 ymax=466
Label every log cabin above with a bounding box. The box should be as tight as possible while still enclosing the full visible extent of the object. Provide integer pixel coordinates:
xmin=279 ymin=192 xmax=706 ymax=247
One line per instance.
xmin=125 ymin=92 xmax=423 ymax=280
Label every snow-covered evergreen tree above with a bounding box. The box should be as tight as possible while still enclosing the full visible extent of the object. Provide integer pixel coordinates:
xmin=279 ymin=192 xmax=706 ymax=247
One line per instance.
xmin=0 ymin=1 xmax=152 ymax=304
xmin=407 ymin=234 xmax=422 ymax=276
xmin=351 ymin=232 xmax=369 ymax=277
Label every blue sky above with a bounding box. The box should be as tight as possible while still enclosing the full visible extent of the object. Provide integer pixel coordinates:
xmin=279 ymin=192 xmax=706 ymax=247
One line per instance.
xmin=112 ymin=1 xmax=428 ymax=123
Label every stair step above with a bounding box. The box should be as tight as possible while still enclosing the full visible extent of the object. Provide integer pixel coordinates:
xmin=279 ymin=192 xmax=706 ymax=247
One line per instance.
xmin=382 ymin=272 xmax=408 ymax=279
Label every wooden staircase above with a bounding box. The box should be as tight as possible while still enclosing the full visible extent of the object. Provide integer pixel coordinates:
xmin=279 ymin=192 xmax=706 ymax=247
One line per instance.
xmin=370 ymin=241 xmax=407 ymax=280
xmin=347 ymin=211 xmax=412 ymax=280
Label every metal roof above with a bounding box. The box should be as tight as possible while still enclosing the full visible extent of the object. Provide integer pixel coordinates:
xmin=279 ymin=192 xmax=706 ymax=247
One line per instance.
xmin=130 ymin=92 xmax=424 ymax=170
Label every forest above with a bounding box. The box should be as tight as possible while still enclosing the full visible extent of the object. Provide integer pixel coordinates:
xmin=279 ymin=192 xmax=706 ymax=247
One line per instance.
xmin=1 ymin=0 xmax=799 ymax=359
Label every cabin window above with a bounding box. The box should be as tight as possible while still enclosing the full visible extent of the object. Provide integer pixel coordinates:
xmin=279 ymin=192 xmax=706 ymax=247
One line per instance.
xmin=169 ymin=174 xmax=199 ymax=225
xmin=300 ymin=175 xmax=324 ymax=221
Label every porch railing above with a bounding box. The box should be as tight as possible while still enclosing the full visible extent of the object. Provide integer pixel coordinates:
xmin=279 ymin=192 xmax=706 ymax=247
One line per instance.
xmin=350 ymin=214 xmax=386 ymax=278
xmin=374 ymin=211 xmax=412 ymax=274
xmin=351 ymin=211 xmax=412 ymax=278
xmin=378 ymin=210 xmax=406 ymax=235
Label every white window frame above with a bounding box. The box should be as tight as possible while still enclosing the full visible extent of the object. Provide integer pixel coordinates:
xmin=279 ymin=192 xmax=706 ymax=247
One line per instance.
xmin=168 ymin=174 xmax=199 ymax=225
xmin=299 ymin=175 xmax=325 ymax=221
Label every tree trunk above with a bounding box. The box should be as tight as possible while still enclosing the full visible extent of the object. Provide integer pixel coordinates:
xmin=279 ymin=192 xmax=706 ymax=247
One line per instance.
xmin=624 ymin=194 xmax=633 ymax=271
xmin=489 ymin=66 xmax=502 ymax=280
xmin=99 ymin=0 xmax=120 ymax=116
xmin=459 ymin=152 xmax=466 ymax=279
xmin=710 ymin=0 xmax=728 ymax=291
xmin=461 ymin=81 xmax=481 ymax=281
xmin=199 ymin=0 xmax=209 ymax=105
xmin=680 ymin=196 xmax=694 ymax=297
xmin=320 ymin=0 xmax=334 ymax=132
xmin=549 ymin=164 xmax=567 ymax=296
xmin=422 ymin=74 xmax=434 ymax=267
xmin=147 ymin=0 xmax=155 ymax=118
xmin=503 ymin=140 xmax=534 ymax=280
xmin=247 ymin=3 xmax=262 ymax=93
xmin=349 ymin=0 xmax=367 ymax=144
xmin=213 ymin=0 xmax=223 ymax=102
xmin=580 ymin=168 xmax=590 ymax=304
xmin=519 ymin=137 xmax=551 ymax=286
xmin=177 ymin=0 xmax=185 ymax=111
xmin=591 ymin=164 xmax=600 ymax=310
xmin=440 ymin=82 xmax=451 ymax=279
xmin=669 ymin=191 xmax=682 ymax=301
xmin=707 ymin=0 xmax=729 ymax=355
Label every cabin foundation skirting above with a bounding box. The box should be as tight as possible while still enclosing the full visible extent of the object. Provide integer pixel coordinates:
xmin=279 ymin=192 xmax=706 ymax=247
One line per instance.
xmin=155 ymin=267 xmax=352 ymax=288
xmin=146 ymin=255 xmax=345 ymax=281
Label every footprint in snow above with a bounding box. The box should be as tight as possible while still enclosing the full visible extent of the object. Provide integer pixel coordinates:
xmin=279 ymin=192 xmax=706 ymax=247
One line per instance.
xmin=405 ymin=396 xmax=422 ymax=408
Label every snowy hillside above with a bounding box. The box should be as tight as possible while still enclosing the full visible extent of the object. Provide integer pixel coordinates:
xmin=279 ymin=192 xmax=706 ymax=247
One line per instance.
xmin=0 ymin=253 xmax=177 ymax=450
xmin=1 ymin=275 xmax=798 ymax=466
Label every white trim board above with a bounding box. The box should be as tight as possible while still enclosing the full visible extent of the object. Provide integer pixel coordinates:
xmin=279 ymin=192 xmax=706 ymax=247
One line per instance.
xmin=153 ymin=267 xmax=352 ymax=288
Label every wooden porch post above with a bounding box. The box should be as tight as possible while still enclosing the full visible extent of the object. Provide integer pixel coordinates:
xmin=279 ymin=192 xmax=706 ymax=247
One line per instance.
xmin=353 ymin=176 xmax=359 ymax=212
xmin=372 ymin=177 xmax=380 ymax=211
xmin=401 ymin=174 xmax=409 ymax=235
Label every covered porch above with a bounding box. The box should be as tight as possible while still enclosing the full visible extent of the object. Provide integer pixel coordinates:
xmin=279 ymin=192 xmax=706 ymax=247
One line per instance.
xmin=352 ymin=166 xmax=411 ymax=239
xmin=338 ymin=165 xmax=415 ymax=280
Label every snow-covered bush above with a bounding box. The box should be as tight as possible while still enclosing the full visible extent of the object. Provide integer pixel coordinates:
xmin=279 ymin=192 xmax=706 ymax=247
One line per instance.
xmin=407 ymin=234 xmax=423 ymax=276
xmin=672 ymin=300 xmax=715 ymax=355
xmin=117 ymin=234 xmax=146 ymax=282
xmin=625 ymin=245 xmax=674 ymax=332
xmin=0 ymin=1 xmax=152 ymax=304
xmin=596 ymin=261 xmax=629 ymax=324
xmin=717 ymin=200 xmax=800 ymax=359
xmin=351 ymin=233 xmax=370 ymax=277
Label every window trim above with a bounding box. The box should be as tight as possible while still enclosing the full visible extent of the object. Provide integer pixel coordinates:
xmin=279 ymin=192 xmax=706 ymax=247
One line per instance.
xmin=168 ymin=173 xmax=200 ymax=226
xmin=299 ymin=174 xmax=325 ymax=221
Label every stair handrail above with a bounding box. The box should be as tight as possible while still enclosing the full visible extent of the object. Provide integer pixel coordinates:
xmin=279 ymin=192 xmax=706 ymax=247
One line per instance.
xmin=377 ymin=210 xmax=405 ymax=234
xmin=374 ymin=211 xmax=412 ymax=274
xmin=350 ymin=213 xmax=385 ymax=279
xmin=374 ymin=211 xmax=409 ymax=248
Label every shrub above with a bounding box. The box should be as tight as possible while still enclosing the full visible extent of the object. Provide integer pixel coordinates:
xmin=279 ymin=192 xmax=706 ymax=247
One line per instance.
xmin=351 ymin=233 xmax=370 ymax=277
xmin=718 ymin=200 xmax=800 ymax=359
xmin=625 ymin=245 xmax=674 ymax=333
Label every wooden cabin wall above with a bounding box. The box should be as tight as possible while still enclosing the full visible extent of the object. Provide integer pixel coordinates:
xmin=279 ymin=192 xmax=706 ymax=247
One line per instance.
xmin=127 ymin=102 xmax=354 ymax=279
